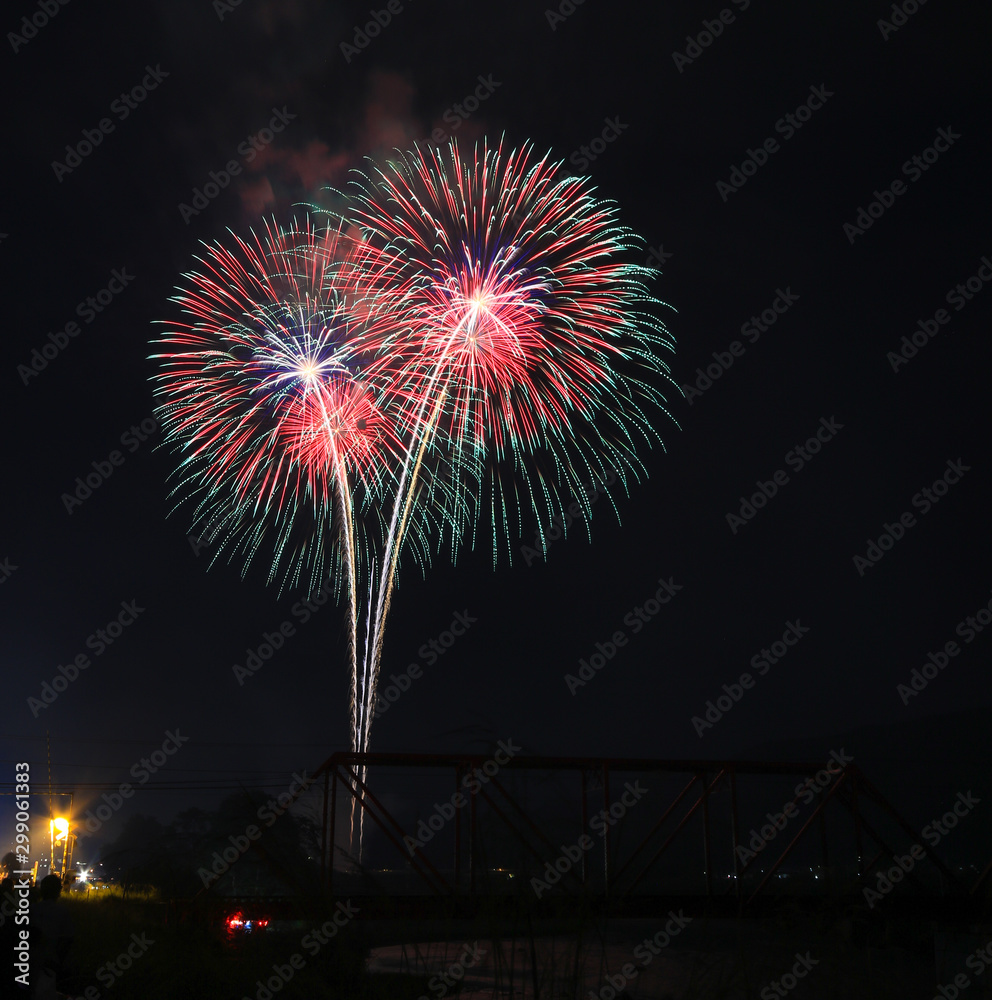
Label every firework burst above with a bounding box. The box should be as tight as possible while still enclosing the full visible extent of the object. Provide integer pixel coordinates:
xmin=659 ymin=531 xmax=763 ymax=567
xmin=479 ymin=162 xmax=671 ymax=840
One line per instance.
xmin=152 ymin=138 xmax=679 ymax=859
xmin=152 ymin=218 xmax=399 ymax=592
xmin=346 ymin=137 xmax=679 ymax=574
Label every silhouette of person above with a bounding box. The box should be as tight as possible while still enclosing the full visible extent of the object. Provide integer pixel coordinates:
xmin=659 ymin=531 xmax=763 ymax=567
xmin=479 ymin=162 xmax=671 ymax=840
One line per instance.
xmin=31 ymin=875 xmax=74 ymax=1000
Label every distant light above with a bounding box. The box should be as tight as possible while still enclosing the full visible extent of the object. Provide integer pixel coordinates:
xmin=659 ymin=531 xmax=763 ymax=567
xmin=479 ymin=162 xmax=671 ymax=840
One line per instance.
xmin=226 ymin=912 xmax=268 ymax=933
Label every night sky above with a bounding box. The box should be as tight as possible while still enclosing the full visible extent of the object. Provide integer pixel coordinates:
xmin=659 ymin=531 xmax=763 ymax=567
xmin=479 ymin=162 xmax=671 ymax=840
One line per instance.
xmin=2 ymin=0 xmax=991 ymax=862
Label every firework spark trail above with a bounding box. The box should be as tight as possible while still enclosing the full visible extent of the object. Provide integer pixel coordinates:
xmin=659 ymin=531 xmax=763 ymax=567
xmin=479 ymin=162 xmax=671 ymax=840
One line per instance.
xmin=350 ymin=369 xmax=453 ymax=855
xmin=354 ymin=297 xmax=486 ymax=729
xmin=330 ymin=463 xmax=362 ymax=855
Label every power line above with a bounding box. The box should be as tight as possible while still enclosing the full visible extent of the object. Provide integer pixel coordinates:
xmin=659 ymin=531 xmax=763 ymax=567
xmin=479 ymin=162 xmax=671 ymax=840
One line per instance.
xmin=0 ymin=781 xmax=321 ymax=792
xmin=0 ymin=760 xmax=308 ymax=776
xmin=1 ymin=737 xmax=336 ymax=748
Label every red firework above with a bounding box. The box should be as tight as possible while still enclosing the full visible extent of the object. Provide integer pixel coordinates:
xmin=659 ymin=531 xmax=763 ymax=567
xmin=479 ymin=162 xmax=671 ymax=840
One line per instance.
xmin=348 ymin=138 xmax=669 ymax=460
xmin=281 ymin=375 xmax=395 ymax=487
xmin=150 ymin=215 xmax=411 ymax=595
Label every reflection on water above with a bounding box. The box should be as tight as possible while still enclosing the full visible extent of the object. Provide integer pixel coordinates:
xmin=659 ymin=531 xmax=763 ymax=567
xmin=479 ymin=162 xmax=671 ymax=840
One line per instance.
xmin=368 ymin=931 xmax=684 ymax=999
xmin=365 ymin=917 xmax=938 ymax=999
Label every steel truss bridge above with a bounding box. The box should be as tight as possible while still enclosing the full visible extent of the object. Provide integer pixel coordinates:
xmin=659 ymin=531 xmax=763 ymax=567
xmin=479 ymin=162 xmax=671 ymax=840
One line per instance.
xmin=307 ymin=752 xmax=990 ymax=918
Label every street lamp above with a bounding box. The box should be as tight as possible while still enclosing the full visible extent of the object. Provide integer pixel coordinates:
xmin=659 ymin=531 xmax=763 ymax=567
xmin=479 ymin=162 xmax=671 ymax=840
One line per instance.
xmin=49 ymin=817 xmax=74 ymax=882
